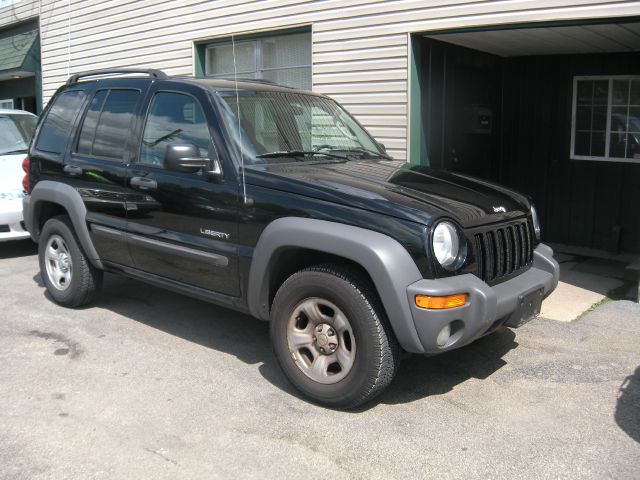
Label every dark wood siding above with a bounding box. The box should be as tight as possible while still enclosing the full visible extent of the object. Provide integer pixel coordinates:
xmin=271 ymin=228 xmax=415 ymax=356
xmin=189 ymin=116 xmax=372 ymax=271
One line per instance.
xmin=501 ymin=52 xmax=640 ymax=253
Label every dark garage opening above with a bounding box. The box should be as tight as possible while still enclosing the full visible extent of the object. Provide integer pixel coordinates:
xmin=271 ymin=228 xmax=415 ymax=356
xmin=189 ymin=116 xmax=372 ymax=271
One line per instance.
xmin=410 ymin=19 xmax=640 ymax=255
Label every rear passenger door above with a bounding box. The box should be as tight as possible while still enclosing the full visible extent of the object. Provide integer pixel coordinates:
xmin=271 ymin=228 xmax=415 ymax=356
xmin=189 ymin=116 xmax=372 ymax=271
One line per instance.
xmin=125 ymin=84 xmax=240 ymax=296
xmin=67 ymin=83 xmax=147 ymax=267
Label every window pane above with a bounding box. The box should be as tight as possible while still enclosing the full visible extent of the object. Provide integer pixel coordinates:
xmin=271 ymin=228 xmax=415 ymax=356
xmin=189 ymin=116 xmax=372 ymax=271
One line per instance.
xmin=591 ymin=131 xmax=605 ymax=157
xmin=612 ymin=80 xmax=629 ymax=106
xmin=262 ymin=66 xmax=312 ymax=90
xmin=576 ymin=81 xmax=593 ymax=105
xmin=207 ymin=42 xmax=256 ymax=76
xmin=593 ymin=80 xmax=608 ymax=105
xmin=36 ymin=90 xmax=86 ymax=154
xmin=609 ymin=132 xmax=626 ymax=158
xmin=140 ymin=92 xmax=211 ymax=167
xmin=592 ymin=106 xmax=607 ymax=131
xmin=611 ymin=106 xmax=628 ymax=131
xmin=92 ymin=90 xmax=140 ymax=159
xmin=261 ymin=33 xmax=311 ymax=69
xmin=626 ymin=134 xmax=640 ymax=159
xmin=574 ymin=132 xmax=590 ymax=156
xmin=628 ymin=107 xmax=640 ymax=133
xmin=630 ymin=80 xmax=640 ymax=106
xmin=77 ymin=90 xmax=108 ymax=155
xmin=575 ymin=106 xmax=591 ymax=131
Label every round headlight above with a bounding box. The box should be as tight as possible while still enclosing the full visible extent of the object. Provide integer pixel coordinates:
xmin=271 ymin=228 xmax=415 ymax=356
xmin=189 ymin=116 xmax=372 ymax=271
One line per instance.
xmin=530 ymin=205 xmax=541 ymax=241
xmin=432 ymin=221 xmax=460 ymax=269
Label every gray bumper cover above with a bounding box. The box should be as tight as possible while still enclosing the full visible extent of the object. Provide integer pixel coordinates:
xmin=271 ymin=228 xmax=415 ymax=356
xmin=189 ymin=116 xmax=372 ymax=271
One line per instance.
xmin=406 ymin=244 xmax=559 ymax=354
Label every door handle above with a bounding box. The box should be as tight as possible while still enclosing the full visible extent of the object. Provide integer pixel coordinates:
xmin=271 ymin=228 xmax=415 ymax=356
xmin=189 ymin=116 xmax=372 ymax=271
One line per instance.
xmin=63 ymin=164 xmax=83 ymax=177
xmin=130 ymin=176 xmax=157 ymax=191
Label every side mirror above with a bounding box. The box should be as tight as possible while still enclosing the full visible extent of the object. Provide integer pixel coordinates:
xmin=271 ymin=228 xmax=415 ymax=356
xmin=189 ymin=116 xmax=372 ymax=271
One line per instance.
xmin=164 ymin=144 xmax=211 ymax=173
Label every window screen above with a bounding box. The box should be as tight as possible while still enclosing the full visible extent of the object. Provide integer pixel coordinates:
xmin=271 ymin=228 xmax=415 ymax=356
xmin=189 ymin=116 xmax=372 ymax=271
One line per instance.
xmin=205 ymin=32 xmax=311 ymax=90
xmin=36 ymin=90 xmax=86 ymax=154
xmin=76 ymin=89 xmax=140 ymax=160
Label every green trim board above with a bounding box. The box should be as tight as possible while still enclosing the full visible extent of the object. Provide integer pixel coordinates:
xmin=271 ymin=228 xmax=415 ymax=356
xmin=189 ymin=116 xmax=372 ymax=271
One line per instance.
xmin=409 ymin=35 xmax=428 ymax=165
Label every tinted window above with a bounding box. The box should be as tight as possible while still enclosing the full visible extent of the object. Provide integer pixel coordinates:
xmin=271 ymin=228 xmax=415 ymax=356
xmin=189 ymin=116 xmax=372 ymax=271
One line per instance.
xmin=140 ymin=92 xmax=211 ymax=167
xmin=35 ymin=90 xmax=86 ymax=154
xmin=83 ymin=89 xmax=140 ymax=159
xmin=77 ymin=90 xmax=108 ymax=155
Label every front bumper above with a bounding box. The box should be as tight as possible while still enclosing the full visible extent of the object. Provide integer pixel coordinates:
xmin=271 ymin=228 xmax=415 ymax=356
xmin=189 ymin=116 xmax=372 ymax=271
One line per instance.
xmin=0 ymin=198 xmax=29 ymax=242
xmin=406 ymin=244 xmax=559 ymax=354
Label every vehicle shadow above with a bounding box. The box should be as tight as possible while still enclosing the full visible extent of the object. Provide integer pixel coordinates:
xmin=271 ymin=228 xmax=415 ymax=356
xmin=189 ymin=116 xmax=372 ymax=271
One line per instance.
xmin=615 ymin=365 xmax=640 ymax=443
xmin=377 ymin=328 xmax=516 ymax=407
xmin=0 ymin=239 xmax=37 ymax=259
xmin=32 ymin=272 xmax=518 ymax=410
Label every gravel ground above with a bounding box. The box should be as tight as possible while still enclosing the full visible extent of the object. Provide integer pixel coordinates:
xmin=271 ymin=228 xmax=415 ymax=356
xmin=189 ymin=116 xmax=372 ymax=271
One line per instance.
xmin=1 ymin=240 xmax=639 ymax=479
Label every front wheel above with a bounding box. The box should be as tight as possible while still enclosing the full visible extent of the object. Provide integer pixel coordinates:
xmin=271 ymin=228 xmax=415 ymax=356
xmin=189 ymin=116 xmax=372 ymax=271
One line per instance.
xmin=270 ymin=264 xmax=399 ymax=409
xmin=38 ymin=215 xmax=103 ymax=308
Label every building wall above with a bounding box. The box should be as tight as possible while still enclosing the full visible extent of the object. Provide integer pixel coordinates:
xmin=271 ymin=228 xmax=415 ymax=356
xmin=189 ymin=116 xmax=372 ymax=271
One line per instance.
xmin=1 ymin=0 xmax=639 ymax=160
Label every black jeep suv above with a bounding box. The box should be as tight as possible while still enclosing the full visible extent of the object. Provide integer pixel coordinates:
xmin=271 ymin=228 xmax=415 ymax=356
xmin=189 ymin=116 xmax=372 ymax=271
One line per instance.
xmin=23 ymin=69 xmax=559 ymax=408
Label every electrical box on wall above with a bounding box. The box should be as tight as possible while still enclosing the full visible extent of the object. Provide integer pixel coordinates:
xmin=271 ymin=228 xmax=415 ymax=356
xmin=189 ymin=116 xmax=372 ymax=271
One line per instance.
xmin=463 ymin=104 xmax=493 ymax=134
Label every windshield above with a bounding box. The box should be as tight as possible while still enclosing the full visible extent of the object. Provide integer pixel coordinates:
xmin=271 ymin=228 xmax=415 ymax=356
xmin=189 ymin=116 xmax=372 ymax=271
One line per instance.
xmin=0 ymin=114 xmax=37 ymax=155
xmin=217 ymin=90 xmax=386 ymax=164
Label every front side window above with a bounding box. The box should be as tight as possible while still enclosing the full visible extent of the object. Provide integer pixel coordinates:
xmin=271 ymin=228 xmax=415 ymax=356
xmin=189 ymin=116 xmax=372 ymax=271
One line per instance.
xmin=36 ymin=90 xmax=86 ymax=154
xmin=218 ymin=91 xmax=384 ymax=164
xmin=140 ymin=92 xmax=211 ymax=167
xmin=571 ymin=76 xmax=640 ymax=162
xmin=76 ymin=89 xmax=140 ymax=160
xmin=205 ymin=32 xmax=311 ymax=90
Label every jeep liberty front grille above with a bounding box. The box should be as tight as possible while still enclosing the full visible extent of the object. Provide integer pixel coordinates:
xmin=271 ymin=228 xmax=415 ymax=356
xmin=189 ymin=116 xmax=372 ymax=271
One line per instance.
xmin=473 ymin=219 xmax=535 ymax=284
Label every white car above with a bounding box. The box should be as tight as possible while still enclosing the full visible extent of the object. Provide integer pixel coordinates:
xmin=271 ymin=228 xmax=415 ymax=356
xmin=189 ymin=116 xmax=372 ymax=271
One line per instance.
xmin=0 ymin=109 xmax=38 ymax=241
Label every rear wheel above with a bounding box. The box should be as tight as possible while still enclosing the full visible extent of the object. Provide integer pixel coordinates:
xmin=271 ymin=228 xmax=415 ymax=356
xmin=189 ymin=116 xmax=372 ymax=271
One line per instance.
xmin=270 ymin=264 xmax=399 ymax=409
xmin=39 ymin=215 xmax=103 ymax=307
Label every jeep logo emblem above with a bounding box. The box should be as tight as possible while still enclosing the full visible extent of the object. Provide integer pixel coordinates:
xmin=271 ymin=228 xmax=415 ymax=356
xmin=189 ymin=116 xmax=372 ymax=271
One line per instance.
xmin=492 ymin=206 xmax=507 ymax=213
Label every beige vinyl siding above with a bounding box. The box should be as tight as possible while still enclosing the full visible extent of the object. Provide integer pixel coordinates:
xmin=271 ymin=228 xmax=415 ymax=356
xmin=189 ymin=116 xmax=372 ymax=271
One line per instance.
xmin=3 ymin=0 xmax=639 ymax=160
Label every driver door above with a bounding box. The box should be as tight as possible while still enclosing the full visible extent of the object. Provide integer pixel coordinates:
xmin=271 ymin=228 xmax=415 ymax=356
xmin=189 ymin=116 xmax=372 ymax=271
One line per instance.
xmin=125 ymin=85 xmax=240 ymax=296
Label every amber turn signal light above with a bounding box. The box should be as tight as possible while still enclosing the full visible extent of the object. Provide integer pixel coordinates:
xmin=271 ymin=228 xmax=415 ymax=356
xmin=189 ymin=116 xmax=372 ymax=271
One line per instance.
xmin=415 ymin=293 xmax=468 ymax=310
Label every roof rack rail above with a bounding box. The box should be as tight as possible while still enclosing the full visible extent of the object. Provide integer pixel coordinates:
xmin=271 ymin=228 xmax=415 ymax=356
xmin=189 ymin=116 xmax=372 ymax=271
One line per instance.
xmin=67 ymin=68 xmax=168 ymax=84
xmin=230 ymin=77 xmax=279 ymax=85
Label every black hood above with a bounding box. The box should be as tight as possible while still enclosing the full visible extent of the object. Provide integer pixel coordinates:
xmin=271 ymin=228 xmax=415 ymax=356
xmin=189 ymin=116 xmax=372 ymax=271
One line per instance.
xmin=246 ymin=160 xmax=530 ymax=229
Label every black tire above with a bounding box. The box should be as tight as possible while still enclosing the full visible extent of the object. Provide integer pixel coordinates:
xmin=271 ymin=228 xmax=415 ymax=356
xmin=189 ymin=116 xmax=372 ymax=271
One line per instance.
xmin=38 ymin=215 xmax=103 ymax=308
xmin=270 ymin=264 xmax=399 ymax=409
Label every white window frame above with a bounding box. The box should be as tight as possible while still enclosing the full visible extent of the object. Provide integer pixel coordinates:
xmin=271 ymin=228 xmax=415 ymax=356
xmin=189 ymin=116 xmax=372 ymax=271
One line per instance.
xmin=571 ymin=74 xmax=640 ymax=164
xmin=0 ymin=99 xmax=14 ymax=109
xmin=204 ymin=32 xmax=311 ymax=88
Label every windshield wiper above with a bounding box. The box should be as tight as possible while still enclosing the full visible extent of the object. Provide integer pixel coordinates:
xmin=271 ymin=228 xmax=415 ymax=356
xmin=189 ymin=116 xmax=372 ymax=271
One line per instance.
xmin=319 ymin=147 xmax=392 ymax=160
xmin=256 ymin=150 xmax=347 ymax=161
xmin=0 ymin=149 xmax=28 ymax=155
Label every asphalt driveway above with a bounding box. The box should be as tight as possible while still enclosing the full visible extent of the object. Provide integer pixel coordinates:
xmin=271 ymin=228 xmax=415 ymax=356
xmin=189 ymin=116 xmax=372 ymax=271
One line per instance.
xmin=1 ymin=240 xmax=639 ymax=479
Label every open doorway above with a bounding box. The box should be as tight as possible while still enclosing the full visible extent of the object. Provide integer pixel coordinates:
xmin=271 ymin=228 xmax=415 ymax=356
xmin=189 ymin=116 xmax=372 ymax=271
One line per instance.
xmin=410 ymin=19 xmax=640 ymax=255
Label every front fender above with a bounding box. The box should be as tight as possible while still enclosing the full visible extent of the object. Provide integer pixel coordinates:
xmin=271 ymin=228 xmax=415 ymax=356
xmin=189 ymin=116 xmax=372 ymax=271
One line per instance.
xmin=247 ymin=217 xmax=426 ymax=353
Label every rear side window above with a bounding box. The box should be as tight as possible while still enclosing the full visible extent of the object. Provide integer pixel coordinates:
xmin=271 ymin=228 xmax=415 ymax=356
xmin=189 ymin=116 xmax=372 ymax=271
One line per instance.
xmin=76 ymin=89 xmax=140 ymax=160
xmin=35 ymin=90 xmax=86 ymax=154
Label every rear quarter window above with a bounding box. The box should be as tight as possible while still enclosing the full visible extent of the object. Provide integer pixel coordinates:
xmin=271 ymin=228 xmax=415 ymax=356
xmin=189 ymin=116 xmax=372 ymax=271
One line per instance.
xmin=35 ymin=90 xmax=86 ymax=154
